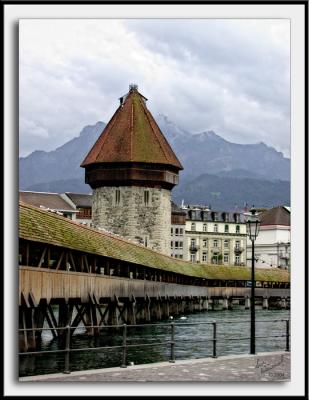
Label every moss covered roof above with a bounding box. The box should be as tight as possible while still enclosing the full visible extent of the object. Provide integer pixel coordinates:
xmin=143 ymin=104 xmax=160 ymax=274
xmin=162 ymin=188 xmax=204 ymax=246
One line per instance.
xmin=19 ymin=202 xmax=290 ymax=283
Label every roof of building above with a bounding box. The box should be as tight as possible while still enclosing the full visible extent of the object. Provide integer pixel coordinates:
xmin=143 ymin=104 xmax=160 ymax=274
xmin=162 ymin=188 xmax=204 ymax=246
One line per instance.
xmin=81 ymin=86 xmax=183 ymax=170
xmin=19 ymin=191 xmax=76 ymax=213
xmin=171 ymin=201 xmax=186 ymax=215
xmin=19 ymin=202 xmax=290 ymax=282
xmin=65 ymin=192 xmax=92 ymax=208
xmin=184 ymin=207 xmax=246 ymax=224
xmin=260 ymin=206 xmax=290 ymax=226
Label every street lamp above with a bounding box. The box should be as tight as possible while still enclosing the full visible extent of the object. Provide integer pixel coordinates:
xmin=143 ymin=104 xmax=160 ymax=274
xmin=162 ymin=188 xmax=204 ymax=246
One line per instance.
xmin=246 ymin=206 xmax=260 ymax=354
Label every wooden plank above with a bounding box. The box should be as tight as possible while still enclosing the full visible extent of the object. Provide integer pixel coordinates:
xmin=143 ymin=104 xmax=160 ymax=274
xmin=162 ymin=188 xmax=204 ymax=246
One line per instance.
xmin=38 ymin=247 xmax=47 ymax=268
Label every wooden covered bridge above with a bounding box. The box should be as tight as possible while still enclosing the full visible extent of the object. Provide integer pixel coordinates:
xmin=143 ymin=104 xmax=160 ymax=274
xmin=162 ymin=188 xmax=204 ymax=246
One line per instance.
xmin=19 ymin=202 xmax=290 ymax=351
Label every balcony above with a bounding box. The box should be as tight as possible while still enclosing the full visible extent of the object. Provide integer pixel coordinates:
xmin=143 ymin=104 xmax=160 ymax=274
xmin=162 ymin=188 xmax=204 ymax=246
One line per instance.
xmin=234 ymin=246 xmax=244 ymax=254
xmin=189 ymin=244 xmax=199 ymax=253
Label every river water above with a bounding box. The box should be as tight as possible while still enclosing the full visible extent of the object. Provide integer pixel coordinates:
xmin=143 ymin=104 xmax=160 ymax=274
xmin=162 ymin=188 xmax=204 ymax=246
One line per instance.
xmin=19 ymin=308 xmax=290 ymax=377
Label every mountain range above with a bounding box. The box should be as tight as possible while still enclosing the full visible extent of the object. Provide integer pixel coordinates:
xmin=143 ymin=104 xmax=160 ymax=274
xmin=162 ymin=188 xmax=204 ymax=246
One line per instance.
xmin=19 ymin=117 xmax=290 ymax=210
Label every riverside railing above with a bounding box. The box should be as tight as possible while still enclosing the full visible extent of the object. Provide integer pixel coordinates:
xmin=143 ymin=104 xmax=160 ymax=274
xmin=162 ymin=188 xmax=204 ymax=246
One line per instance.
xmin=19 ymin=319 xmax=290 ymax=375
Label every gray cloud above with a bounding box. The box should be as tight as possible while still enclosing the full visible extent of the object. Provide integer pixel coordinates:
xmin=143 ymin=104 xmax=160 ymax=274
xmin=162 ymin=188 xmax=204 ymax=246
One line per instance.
xmin=19 ymin=19 xmax=290 ymax=157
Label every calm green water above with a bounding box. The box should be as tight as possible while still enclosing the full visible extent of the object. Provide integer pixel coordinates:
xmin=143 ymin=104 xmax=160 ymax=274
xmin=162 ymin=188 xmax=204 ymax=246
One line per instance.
xmin=19 ymin=308 xmax=290 ymax=377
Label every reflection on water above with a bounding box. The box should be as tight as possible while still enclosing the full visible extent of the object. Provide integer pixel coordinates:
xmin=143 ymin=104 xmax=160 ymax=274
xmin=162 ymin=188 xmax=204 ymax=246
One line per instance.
xmin=19 ymin=309 xmax=290 ymax=377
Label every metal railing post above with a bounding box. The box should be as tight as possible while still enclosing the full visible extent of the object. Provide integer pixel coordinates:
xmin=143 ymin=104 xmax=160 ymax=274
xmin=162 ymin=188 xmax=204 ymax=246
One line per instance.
xmin=169 ymin=322 xmax=175 ymax=363
xmin=63 ymin=325 xmax=71 ymax=374
xmin=121 ymin=324 xmax=127 ymax=368
xmin=212 ymin=321 xmax=217 ymax=358
xmin=285 ymin=319 xmax=290 ymax=352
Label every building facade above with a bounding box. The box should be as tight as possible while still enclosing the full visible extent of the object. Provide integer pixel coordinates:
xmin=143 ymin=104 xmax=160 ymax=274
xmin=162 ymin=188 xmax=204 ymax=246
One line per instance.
xmin=63 ymin=192 xmax=92 ymax=226
xmin=182 ymin=205 xmax=247 ymax=265
xmin=246 ymin=206 xmax=290 ymax=270
xmin=171 ymin=202 xmax=186 ymax=259
xmin=81 ymin=85 xmax=183 ymax=255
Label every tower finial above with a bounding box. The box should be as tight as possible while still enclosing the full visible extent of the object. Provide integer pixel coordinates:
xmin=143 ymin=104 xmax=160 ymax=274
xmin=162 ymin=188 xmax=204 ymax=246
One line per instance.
xmin=129 ymin=83 xmax=138 ymax=92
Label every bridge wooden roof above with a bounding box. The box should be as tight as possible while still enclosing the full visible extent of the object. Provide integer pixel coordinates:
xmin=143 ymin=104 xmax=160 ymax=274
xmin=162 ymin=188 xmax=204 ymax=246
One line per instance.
xmin=19 ymin=202 xmax=290 ymax=283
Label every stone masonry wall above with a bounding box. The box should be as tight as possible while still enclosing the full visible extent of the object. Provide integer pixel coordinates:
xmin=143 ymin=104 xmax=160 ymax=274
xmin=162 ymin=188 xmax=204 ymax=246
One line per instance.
xmin=92 ymin=186 xmax=171 ymax=255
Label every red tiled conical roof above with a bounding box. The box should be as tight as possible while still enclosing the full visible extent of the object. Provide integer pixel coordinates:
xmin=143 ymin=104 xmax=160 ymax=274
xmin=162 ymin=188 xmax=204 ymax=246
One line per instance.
xmin=81 ymin=87 xmax=183 ymax=170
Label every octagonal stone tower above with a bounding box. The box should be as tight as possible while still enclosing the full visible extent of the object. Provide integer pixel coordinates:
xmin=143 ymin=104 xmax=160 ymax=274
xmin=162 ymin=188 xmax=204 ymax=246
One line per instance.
xmin=81 ymin=85 xmax=183 ymax=255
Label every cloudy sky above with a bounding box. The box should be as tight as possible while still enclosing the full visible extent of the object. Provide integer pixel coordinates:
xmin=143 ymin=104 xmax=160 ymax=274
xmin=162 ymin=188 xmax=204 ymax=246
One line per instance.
xmin=19 ymin=18 xmax=290 ymax=157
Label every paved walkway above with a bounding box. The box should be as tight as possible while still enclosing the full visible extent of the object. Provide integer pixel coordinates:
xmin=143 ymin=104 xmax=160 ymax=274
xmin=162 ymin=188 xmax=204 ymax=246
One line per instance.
xmin=20 ymin=351 xmax=290 ymax=382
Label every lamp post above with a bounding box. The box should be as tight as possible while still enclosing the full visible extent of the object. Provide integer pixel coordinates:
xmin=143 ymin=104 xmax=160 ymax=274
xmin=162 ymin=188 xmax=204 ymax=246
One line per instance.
xmin=246 ymin=206 xmax=260 ymax=355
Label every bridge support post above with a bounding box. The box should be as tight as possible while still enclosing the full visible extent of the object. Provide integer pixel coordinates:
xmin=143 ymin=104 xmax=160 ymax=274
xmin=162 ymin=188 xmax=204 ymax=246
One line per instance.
xmin=228 ymin=298 xmax=233 ymax=311
xmin=150 ymin=298 xmax=162 ymax=321
xmin=198 ymin=296 xmax=203 ymax=312
xmin=126 ymin=298 xmax=136 ymax=325
xmin=20 ymin=306 xmax=36 ymax=351
xmin=33 ymin=301 xmax=46 ymax=341
xmin=245 ymin=296 xmax=250 ymax=310
xmin=222 ymin=297 xmax=228 ymax=310
xmin=203 ymin=297 xmax=209 ymax=311
xmin=262 ymin=297 xmax=269 ymax=310
xmin=145 ymin=296 xmax=151 ymax=322
xmin=281 ymin=297 xmax=287 ymax=309
xmin=107 ymin=300 xmax=118 ymax=326
xmin=161 ymin=298 xmax=170 ymax=320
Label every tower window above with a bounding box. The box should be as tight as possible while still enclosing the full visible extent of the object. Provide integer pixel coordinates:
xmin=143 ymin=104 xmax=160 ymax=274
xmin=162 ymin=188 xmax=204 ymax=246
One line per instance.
xmin=144 ymin=190 xmax=150 ymax=206
xmin=115 ymin=189 xmax=121 ymax=205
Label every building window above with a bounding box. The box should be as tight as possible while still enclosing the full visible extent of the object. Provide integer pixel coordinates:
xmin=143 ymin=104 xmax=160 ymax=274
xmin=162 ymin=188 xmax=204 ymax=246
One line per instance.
xmin=212 ymin=255 xmax=219 ymax=264
xmin=224 ymin=240 xmax=229 ymax=248
xmin=203 ymin=223 xmax=207 ymax=232
xmin=203 ymin=239 xmax=208 ymax=247
xmin=179 ymin=228 xmax=183 ymax=236
xmin=115 ymin=189 xmax=121 ymax=205
xmin=179 ymin=255 xmax=183 ymax=259
xmin=236 ymin=225 xmax=240 ymax=234
xmin=214 ymin=224 xmax=218 ymax=233
xmin=175 ymin=241 xmax=179 ymax=248
xmin=171 ymin=241 xmax=173 ymax=249
xmin=179 ymin=241 xmax=183 ymax=249
xmin=171 ymin=227 xmax=173 ymax=235
xmin=202 ymin=252 xmax=208 ymax=262
xmin=191 ymin=238 xmax=196 ymax=246
xmin=235 ymin=240 xmax=240 ymax=249
xmin=76 ymin=208 xmax=92 ymax=219
xmin=225 ymin=224 xmax=229 ymax=233
xmin=190 ymin=253 xmax=196 ymax=262
xmin=191 ymin=223 xmax=196 ymax=231
xmin=214 ymin=213 xmax=218 ymax=221
xmin=213 ymin=239 xmax=218 ymax=247
xmin=144 ymin=190 xmax=150 ymax=206
xmin=224 ymin=254 xmax=229 ymax=263
xmin=235 ymin=255 xmax=240 ymax=264
xmin=175 ymin=228 xmax=179 ymax=236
